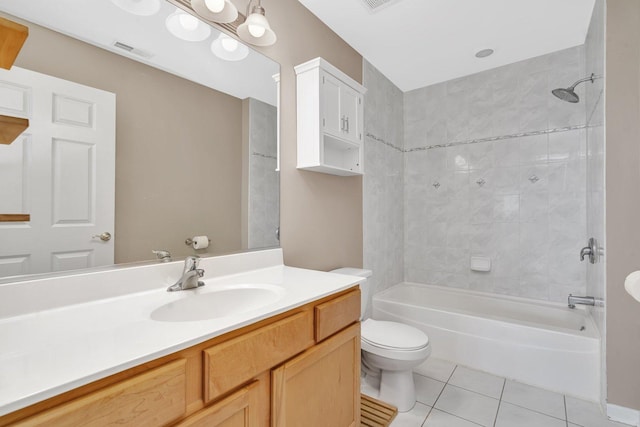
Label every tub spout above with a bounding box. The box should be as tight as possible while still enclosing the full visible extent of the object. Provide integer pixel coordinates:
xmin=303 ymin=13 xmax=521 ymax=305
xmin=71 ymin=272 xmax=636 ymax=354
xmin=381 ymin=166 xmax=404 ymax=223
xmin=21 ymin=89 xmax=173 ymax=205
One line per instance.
xmin=568 ymin=294 xmax=603 ymax=309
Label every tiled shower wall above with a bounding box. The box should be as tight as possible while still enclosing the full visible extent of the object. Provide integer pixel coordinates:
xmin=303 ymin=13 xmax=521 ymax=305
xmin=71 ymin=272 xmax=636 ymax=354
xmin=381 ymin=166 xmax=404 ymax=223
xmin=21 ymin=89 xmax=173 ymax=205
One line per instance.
xmin=363 ymin=60 xmax=404 ymax=304
xmin=364 ymin=45 xmax=592 ymax=303
xmin=247 ymin=98 xmax=279 ymax=249
xmin=404 ymin=46 xmax=588 ymax=302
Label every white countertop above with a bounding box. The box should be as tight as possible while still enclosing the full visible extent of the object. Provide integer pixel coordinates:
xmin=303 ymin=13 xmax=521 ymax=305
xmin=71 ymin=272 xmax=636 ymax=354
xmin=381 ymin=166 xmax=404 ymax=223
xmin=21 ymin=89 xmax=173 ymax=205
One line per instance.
xmin=0 ymin=249 xmax=362 ymax=416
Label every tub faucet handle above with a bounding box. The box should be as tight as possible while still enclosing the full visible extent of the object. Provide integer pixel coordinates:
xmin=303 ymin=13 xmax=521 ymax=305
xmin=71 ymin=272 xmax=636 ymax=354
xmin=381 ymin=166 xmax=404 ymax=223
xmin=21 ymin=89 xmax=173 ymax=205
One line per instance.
xmin=580 ymin=238 xmax=598 ymax=264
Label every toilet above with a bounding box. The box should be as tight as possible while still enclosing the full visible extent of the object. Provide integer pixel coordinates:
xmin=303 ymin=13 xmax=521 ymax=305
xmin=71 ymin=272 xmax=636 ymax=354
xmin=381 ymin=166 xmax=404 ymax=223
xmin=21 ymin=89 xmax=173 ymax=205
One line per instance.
xmin=331 ymin=268 xmax=431 ymax=412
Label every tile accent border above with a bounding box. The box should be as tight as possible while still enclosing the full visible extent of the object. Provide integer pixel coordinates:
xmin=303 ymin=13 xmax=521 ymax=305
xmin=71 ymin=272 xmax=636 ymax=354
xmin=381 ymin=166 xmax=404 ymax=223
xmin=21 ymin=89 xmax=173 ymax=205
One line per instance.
xmin=365 ymin=132 xmax=403 ymax=152
xmin=366 ymin=125 xmax=588 ymax=154
xmin=252 ymin=151 xmax=277 ymax=160
xmin=407 ymin=125 xmax=588 ymax=152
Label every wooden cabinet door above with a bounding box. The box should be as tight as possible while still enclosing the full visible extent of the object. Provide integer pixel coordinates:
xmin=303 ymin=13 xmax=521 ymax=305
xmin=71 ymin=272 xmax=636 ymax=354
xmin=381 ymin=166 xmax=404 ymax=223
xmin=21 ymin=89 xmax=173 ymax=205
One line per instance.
xmin=271 ymin=323 xmax=360 ymax=427
xmin=175 ymin=376 xmax=268 ymax=427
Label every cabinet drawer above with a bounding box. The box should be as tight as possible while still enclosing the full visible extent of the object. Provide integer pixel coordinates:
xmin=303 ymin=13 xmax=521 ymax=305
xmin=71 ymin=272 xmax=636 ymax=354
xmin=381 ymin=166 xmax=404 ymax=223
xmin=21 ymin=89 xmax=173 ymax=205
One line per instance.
xmin=15 ymin=359 xmax=187 ymax=427
xmin=175 ymin=378 xmax=266 ymax=427
xmin=315 ymin=288 xmax=360 ymax=342
xmin=204 ymin=311 xmax=314 ymax=403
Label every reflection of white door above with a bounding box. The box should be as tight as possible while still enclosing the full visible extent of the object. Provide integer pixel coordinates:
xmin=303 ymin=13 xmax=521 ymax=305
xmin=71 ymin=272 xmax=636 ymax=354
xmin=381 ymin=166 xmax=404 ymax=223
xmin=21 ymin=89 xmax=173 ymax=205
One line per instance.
xmin=0 ymin=67 xmax=115 ymax=278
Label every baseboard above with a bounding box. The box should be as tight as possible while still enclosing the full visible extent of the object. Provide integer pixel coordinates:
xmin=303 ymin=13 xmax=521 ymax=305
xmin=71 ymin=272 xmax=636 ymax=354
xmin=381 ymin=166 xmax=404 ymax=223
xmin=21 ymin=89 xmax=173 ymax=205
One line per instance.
xmin=607 ymin=403 xmax=640 ymax=426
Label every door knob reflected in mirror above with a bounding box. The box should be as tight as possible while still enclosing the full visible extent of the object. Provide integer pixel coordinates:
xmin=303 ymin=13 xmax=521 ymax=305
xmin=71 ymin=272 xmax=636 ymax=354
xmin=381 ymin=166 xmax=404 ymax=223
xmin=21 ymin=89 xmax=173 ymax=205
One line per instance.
xmin=92 ymin=232 xmax=112 ymax=242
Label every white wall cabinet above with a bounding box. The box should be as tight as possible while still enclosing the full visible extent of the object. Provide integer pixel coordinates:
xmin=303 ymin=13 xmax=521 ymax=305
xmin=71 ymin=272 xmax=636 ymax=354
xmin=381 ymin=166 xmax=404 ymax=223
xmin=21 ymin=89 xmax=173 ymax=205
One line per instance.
xmin=295 ymin=58 xmax=366 ymax=176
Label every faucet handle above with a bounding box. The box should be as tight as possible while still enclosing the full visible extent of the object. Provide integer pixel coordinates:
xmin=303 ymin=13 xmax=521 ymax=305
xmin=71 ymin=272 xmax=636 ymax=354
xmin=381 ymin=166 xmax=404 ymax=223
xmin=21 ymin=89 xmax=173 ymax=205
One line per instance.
xmin=152 ymin=250 xmax=172 ymax=262
xmin=184 ymin=255 xmax=200 ymax=271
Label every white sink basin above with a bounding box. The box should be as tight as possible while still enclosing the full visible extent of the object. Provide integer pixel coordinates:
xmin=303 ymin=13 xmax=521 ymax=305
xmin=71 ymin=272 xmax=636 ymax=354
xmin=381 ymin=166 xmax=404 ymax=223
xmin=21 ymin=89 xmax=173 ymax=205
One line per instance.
xmin=151 ymin=284 xmax=286 ymax=322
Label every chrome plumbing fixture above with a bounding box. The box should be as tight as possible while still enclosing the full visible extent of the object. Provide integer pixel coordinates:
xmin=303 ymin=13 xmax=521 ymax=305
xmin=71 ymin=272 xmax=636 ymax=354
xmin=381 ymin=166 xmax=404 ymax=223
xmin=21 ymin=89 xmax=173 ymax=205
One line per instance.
xmin=552 ymin=73 xmax=602 ymax=103
xmin=152 ymin=250 xmax=172 ymax=262
xmin=167 ymin=256 xmax=205 ymax=292
xmin=568 ymin=294 xmax=603 ymax=309
xmin=580 ymin=237 xmax=599 ymax=264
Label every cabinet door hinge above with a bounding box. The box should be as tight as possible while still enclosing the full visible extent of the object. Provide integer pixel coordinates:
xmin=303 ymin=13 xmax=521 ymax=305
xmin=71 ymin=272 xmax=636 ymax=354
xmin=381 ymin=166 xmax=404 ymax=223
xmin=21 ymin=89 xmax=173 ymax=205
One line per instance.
xmin=360 ymin=133 xmax=362 ymax=140
xmin=323 ymin=118 xmax=326 ymax=127
xmin=359 ymin=98 xmax=362 ymax=105
xmin=322 ymin=76 xmax=325 ymax=84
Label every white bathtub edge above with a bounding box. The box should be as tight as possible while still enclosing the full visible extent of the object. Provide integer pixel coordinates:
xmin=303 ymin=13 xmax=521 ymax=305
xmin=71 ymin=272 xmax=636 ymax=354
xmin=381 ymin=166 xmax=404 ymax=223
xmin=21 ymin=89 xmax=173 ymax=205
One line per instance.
xmin=373 ymin=282 xmax=602 ymax=402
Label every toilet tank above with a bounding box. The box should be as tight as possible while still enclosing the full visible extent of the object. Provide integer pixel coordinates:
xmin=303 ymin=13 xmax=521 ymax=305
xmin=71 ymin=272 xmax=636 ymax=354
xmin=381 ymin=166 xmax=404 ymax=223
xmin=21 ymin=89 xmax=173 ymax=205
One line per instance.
xmin=330 ymin=268 xmax=372 ymax=320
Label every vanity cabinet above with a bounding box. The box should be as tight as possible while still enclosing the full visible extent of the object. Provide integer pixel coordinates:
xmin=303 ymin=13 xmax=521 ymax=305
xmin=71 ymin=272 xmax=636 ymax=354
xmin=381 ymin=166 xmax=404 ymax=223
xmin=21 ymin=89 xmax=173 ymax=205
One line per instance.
xmin=272 ymin=324 xmax=360 ymax=427
xmin=295 ymin=57 xmax=366 ymax=176
xmin=1 ymin=287 xmax=361 ymax=427
xmin=9 ymin=359 xmax=188 ymax=427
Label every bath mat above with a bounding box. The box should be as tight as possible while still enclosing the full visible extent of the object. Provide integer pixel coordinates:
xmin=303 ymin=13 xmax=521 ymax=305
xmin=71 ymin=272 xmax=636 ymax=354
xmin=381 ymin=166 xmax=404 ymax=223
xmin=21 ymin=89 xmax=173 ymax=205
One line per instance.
xmin=361 ymin=394 xmax=397 ymax=427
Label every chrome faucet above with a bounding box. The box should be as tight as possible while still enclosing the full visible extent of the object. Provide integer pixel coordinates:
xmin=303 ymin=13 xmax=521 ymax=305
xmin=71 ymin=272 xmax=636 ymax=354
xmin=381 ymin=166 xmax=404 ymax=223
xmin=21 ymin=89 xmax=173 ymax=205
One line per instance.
xmin=152 ymin=249 xmax=172 ymax=262
xmin=568 ymin=294 xmax=604 ymax=309
xmin=167 ymin=256 xmax=205 ymax=292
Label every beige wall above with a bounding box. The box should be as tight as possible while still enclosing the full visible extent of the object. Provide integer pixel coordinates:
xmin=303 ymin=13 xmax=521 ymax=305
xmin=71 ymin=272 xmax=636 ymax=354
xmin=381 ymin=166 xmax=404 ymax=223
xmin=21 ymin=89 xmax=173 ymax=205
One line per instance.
xmin=605 ymin=0 xmax=640 ymax=409
xmin=3 ymin=12 xmax=244 ymax=263
xmin=241 ymin=0 xmax=364 ymax=271
xmin=5 ymin=0 xmax=364 ymax=272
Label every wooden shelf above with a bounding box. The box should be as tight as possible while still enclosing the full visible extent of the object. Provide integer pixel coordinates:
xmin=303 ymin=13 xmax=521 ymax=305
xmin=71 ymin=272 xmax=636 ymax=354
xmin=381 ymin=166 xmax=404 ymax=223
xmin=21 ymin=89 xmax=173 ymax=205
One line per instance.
xmin=0 ymin=16 xmax=28 ymax=70
xmin=0 ymin=214 xmax=30 ymax=222
xmin=0 ymin=115 xmax=29 ymax=145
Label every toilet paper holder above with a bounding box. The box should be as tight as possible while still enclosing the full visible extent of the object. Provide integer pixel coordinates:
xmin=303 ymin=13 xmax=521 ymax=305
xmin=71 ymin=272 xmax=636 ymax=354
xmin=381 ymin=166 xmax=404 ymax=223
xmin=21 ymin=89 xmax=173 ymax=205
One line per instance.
xmin=185 ymin=237 xmax=211 ymax=246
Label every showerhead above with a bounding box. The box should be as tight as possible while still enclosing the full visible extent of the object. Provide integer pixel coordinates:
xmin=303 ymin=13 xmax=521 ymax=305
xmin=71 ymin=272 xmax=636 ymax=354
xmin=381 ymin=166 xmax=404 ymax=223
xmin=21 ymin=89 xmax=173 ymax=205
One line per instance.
xmin=551 ymin=73 xmax=601 ymax=103
xmin=552 ymin=87 xmax=579 ymax=103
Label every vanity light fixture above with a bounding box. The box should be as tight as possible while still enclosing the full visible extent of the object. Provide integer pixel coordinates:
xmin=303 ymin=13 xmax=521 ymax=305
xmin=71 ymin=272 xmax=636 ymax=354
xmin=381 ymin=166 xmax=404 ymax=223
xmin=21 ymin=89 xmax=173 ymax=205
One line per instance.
xmin=211 ymin=33 xmax=249 ymax=61
xmin=237 ymin=0 xmax=277 ymax=47
xmin=165 ymin=9 xmax=211 ymax=41
xmin=191 ymin=0 xmax=238 ymax=24
xmin=110 ymin=0 xmax=160 ymax=16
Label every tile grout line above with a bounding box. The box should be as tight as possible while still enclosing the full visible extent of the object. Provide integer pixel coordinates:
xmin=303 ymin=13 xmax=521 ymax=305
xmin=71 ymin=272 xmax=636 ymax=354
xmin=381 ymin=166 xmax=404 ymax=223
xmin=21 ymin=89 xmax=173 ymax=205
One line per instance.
xmin=421 ymin=364 xmax=459 ymax=426
xmin=492 ymin=378 xmax=506 ymax=427
xmin=443 ymin=383 xmax=504 ymax=401
xmin=564 ymin=395 xmax=569 ymax=427
xmin=502 ymin=400 xmax=572 ymax=423
xmin=433 ymin=408 xmax=487 ymax=427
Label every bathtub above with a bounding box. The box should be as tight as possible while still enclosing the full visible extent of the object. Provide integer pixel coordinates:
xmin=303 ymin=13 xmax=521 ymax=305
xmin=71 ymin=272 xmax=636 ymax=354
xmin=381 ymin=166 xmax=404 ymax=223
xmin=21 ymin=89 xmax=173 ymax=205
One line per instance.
xmin=372 ymin=282 xmax=600 ymax=401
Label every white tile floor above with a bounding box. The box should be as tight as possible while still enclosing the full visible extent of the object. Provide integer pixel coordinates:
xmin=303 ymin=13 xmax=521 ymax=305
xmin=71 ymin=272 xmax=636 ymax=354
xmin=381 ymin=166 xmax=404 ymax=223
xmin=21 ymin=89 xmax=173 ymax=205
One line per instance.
xmin=361 ymin=358 xmax=630 ymax=427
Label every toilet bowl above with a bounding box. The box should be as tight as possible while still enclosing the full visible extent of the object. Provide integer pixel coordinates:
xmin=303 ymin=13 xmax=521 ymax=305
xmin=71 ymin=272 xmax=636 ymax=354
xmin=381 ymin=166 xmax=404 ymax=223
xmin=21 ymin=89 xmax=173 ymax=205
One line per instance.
xmin=330 ymin=268 xmax=431 ymax=412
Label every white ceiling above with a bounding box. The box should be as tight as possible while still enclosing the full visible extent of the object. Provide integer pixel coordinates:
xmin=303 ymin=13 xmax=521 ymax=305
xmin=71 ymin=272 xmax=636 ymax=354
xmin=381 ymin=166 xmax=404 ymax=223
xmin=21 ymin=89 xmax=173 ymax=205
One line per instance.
xmin=298 ymin=0 xmax=596 ymax=92
xmin=0 ymin=0 xmax=279 ymax=105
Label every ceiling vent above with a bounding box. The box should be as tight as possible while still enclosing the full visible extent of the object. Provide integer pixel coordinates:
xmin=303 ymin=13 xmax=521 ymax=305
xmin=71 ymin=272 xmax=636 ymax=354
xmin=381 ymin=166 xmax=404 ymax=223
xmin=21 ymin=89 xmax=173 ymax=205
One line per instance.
xmin=112 ymin=41 xmax=153 ymax=58
xmin=360 ymin=0 xmax=405 ymax=13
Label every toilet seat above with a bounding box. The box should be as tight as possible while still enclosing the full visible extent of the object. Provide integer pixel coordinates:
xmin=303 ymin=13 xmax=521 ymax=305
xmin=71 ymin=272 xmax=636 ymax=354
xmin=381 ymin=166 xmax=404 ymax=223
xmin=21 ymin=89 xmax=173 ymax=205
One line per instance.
xmin=361 ymin=319 xmax=429 ymax=355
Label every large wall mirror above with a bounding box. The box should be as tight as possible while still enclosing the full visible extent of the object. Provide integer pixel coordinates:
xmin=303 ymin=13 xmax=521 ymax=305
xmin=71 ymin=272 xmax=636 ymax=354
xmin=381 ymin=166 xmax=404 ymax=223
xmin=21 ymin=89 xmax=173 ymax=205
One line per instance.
xmin=0 ymin=0 xmax=280 ymax=280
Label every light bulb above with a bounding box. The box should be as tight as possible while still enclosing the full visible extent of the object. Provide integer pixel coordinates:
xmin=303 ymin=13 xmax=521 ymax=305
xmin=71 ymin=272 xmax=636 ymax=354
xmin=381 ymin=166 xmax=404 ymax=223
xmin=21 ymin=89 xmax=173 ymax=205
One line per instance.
xmin=204 ymin=0 xmax=224 ymax=13
xmin=178 ymin=14 xmax=199 ymax=31
xmin=248 ymin=24 xmax=266 ymax=38
xmin=221 ymin=37 xmax=238 ymax=52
